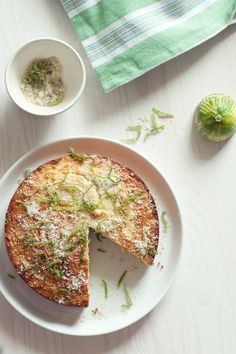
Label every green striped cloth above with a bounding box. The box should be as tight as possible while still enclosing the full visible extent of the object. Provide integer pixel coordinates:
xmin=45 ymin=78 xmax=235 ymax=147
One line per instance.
xmin=60 ymin=0 xmax=236 ymax=92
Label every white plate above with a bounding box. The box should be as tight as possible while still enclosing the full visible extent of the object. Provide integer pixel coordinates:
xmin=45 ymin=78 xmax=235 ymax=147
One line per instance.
xmin=0 ymin=137 xmax=183 ymax=336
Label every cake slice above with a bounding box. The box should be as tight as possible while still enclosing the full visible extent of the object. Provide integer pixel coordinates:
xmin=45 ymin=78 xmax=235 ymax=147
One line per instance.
xmin=5 ymin=150 xmax=159 ymax=306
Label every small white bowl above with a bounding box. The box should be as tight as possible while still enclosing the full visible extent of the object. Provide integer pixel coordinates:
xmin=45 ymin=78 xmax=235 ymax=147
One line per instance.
xmin=5 ymin=38 xmax=86 ymax=116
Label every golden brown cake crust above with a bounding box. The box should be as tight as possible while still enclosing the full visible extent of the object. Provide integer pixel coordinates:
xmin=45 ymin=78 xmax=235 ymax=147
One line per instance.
xmin=5 ymin=153 xmax=159 ymax=307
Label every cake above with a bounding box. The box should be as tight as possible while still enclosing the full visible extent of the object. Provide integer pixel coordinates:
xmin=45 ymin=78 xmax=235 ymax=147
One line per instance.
xmin=5 ymin=149 xmax=159 ymax=306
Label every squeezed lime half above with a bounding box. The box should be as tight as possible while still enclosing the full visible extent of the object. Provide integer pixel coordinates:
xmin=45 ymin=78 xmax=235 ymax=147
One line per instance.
xmin=194 ymin=93 xmax=236 ymax=142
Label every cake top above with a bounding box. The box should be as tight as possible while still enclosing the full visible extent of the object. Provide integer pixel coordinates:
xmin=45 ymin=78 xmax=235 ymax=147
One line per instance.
xmin=5 ymin=149 xmax=159 ymax=306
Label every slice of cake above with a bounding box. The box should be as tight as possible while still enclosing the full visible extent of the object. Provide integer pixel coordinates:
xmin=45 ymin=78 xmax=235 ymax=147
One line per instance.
xmin=5 ymin=149 xmax=159 ymax=306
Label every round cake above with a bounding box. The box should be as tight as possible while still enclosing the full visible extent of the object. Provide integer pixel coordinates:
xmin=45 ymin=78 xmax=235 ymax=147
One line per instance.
xmin=5 ymin=149 xmax=159 ymax=306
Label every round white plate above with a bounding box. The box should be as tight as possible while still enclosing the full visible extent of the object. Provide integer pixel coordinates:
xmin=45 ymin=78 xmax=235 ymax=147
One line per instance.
xmin=0 ymin=137 xmax=183 ymax=336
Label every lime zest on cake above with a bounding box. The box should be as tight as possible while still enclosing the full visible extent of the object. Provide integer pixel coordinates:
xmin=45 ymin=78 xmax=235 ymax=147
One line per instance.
xmin=67 ymin=147 xmax=85 ymax=161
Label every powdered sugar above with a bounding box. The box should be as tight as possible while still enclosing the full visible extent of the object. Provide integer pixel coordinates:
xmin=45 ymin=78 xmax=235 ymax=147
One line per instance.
xmin=67 ymin=271 xmax=87 ymax=291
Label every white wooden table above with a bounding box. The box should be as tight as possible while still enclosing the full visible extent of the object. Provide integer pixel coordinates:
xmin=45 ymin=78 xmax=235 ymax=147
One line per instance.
xmin=1 ymin=1 xmax=236 ymax=353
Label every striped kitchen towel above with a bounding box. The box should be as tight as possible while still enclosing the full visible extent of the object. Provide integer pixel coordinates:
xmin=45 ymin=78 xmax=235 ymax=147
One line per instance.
xmin=60 ymin=0 xmax=236 ymax=92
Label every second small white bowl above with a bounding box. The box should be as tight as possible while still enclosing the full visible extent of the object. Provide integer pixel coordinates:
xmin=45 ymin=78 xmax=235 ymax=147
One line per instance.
xmin=5 ymin=38 xmax=86 ymax=116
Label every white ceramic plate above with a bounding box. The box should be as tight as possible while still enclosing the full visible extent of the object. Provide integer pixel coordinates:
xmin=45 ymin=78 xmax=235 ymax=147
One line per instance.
xmin=0 ymin=137 xmax=183 ymax=336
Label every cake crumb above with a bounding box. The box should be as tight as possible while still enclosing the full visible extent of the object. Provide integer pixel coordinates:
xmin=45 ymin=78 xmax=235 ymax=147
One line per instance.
xmin=92 ymin=307 xmax=99 ymax=316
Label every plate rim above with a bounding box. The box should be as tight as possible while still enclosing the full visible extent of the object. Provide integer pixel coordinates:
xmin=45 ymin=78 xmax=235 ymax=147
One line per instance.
xmin=0 ymin=136 xmax=183 ymax=336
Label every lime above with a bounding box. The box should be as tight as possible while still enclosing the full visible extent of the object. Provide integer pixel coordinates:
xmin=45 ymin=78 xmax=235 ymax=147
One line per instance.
xmin=194 ymin=93 xmax=236 ymax=142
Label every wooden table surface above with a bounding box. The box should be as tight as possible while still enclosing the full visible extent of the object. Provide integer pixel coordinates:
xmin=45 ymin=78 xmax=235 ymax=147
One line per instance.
xmin=0 ymin=1 xmax=236 ymax=353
